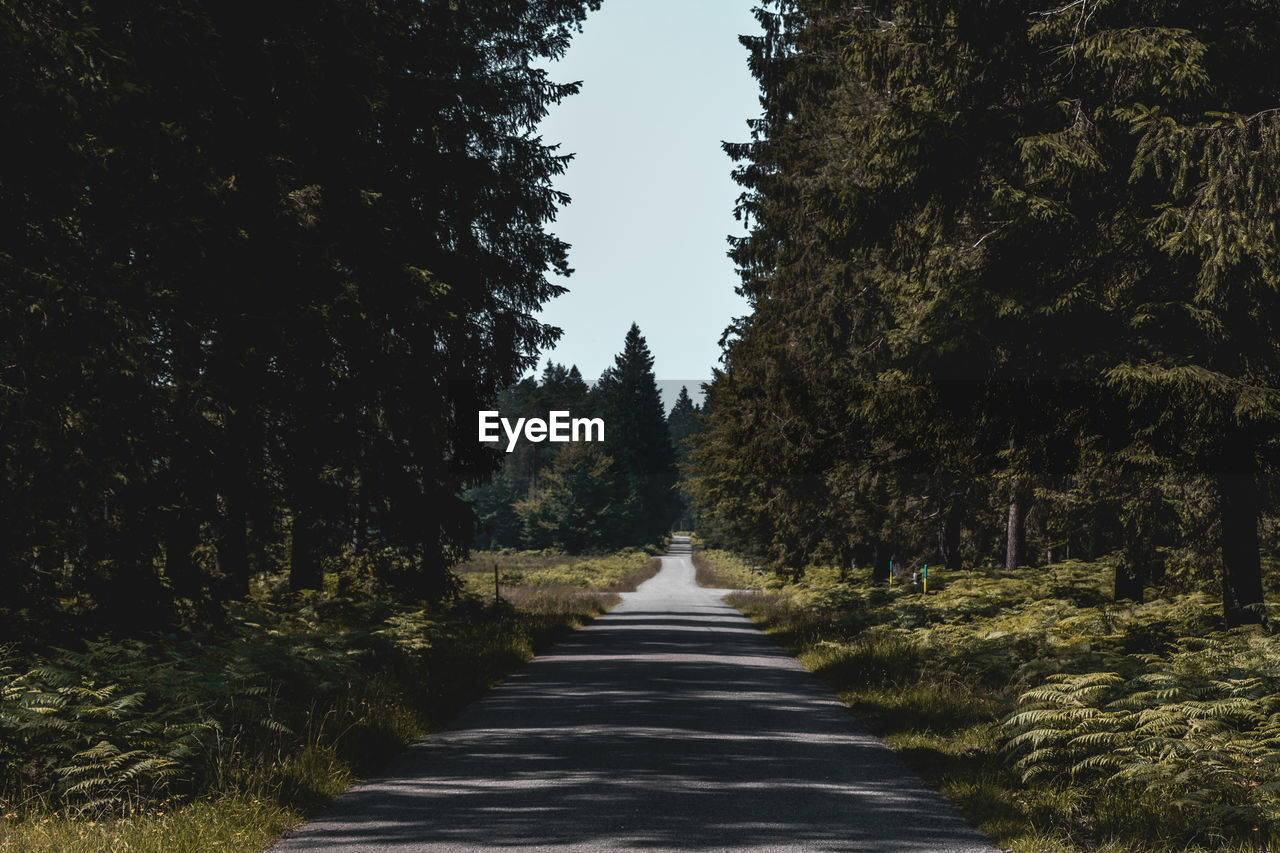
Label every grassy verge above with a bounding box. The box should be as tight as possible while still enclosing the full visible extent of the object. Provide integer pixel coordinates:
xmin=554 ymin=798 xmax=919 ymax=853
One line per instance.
xmin=455 ymin=548 xmax=661 ymax=597
xmin=695 ymin=550 xmax=1280 ymax=852
xmin=691 ymin=549 xmax=768 ymax=590
xmin=0 ymin=549 xmax=656 ymax=852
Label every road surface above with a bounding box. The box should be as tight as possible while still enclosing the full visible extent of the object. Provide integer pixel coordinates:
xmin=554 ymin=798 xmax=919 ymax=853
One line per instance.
xmin=271 ymin=538 xmax=996 ymax=851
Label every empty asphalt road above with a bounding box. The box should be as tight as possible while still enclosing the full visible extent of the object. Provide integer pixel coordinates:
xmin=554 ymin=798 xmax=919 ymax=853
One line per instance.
xmin=271 ymin=538 xmax=996 ymax=852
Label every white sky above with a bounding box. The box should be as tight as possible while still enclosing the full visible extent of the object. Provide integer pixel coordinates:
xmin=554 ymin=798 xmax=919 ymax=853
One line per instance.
xmin=532 ymin=0 xmax=762 ymax=407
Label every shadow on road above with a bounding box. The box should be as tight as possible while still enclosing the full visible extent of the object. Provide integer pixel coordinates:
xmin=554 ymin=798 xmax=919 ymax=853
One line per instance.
xmin=272 ymin=550 xmax=993 ymax=852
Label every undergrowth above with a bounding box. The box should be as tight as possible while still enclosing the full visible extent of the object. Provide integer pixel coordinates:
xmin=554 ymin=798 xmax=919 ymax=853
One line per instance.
xmin=700 ymin=551 xmax=1280 ymax=852
xmin=691 ymin=549 xmax=768 ymax=590
xmin=0 ymin=549 xmax=652 ymax=852
xmin=455 ymin=548 xmax=661 ymax=595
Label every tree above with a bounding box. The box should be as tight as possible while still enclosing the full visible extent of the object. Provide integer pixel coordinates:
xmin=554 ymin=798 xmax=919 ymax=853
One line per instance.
xmin=517 ymin=443 xmax=627 ymax=552
xmin=696 ymin=1 xmax=1020 ymax=578
xmin=0 ymin=0 xmax=601 ymax=637
xmin=667 ymin=385 xmax=702 ymax=530
xmin=468 ymin=363 xmax=594 ymax=549
xmin=696 ymin=0 xmax=1280 ymax=629
xmin=667 ymin=386 xmax=702 ymax=453
xmin=595 ymin=324 xmax=680 ymax=544
xmin=1019 ymin=1 xmax=1280 ymax=623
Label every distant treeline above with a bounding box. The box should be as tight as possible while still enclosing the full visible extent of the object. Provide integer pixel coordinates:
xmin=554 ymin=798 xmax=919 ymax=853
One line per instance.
xmin=0 ymin=0 xmax=601 ymax=641
xmin=688 ymin=1 xmax=1280 ymax=626
xmin=470 ymin=324 xmax=700 ymax=552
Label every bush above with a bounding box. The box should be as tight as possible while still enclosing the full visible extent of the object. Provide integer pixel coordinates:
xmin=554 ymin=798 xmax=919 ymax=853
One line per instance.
xmin=0 ymin=553 xmax=639 ymax=822
xmin=721 ymin=553 xmax=1280 ymax=850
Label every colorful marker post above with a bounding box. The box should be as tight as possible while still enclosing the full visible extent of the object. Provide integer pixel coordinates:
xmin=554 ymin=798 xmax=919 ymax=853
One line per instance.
xmin=923 ymin=564 xmax=928 ymax=595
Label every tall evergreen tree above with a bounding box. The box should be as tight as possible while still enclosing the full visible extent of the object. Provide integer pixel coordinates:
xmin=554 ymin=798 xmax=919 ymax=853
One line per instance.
xmin=667 ymin=385 xmax=702 ymax=530
xmin=667 ymin=386 xmax=702 ymax=451
xmin=1019 ymin=0 xmax=1280 ymax=623
xmin=695 ymin=0 xmax=1280 ymax=627
xmin=0 ymin=0 xmax=601 ymax=636
xmin=595 ymin=324 xmax=680 ymax=544
xmin=517 ymin=443 xmax=625 ymax=553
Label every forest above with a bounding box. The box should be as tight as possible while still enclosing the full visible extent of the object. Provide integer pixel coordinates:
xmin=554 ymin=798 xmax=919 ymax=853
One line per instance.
xmin=468 ymin=325 xmax=699 ymax=552
xmin=690 ymin=0 xmax=1280 ymax=628
xmin=0 ymin=3 xmax=701 ymax=849
xmin=684 ymin=1 xmax=1280 ymax=849
xmin=0 ymin=1 xmax=649 ymax=849
xmin=1 ymin=0 xmax=602 ymax=636
xmin=5 ymin=0 xmax=1280 ymax=851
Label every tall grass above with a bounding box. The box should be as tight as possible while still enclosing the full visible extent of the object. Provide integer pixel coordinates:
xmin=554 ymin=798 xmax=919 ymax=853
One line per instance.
xmin=692 ymin=549 xmax=768 ymax=590
xmin=0 ymin=549 xmax=653 ymax=852
xmin=456 ymin=549 xmax=661 ymax=594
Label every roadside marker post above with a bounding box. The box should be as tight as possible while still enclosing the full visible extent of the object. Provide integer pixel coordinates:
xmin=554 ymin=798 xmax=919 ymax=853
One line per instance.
xmin=923 ymin=564 xmax=928 ymax=595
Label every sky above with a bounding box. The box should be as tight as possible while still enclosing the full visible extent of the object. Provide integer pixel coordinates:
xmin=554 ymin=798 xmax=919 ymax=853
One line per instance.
xmin=532 ymin=0 xmax=762 ymax=408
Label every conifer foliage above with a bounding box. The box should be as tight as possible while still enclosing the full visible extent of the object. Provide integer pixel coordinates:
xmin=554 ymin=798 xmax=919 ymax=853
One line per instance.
xmin=667 ymin=385 xmax=703 ymax=530
xmin=472 ymin=325 xmax=682 ymax=552
xmin=595 ymin=324 xmax=681 ymax=544
xmin=0 ymin=0 xmax=600 ymax=637
xmin=691 ymin=0 xmax=1280 ymax=625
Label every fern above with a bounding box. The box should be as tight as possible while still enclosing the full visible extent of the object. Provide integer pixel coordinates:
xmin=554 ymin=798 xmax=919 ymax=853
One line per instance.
xmin=728 ymin=558 xmax=1280 ymax=845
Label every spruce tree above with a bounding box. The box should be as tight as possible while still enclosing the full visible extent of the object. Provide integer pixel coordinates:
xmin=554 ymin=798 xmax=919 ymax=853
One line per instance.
xmin=1021 ymin=1 xmax=1280 ymax=623
xmin=517 ymin=443 xmax=624 ymax=553
xmin=667 ymin=385 xmax=702 ymax=530
xmin=667 ymin=386 xmax=702 ymax=455
xmin=595 ymin=324 xmax=680 ymax=544
xmin=698 ymin=0 xmax=1280 ymax=626
xmin=0 ymin=0 xmax=601 ymax=634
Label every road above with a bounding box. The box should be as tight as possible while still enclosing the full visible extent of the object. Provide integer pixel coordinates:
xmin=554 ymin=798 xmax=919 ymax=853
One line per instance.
xmin=271 ymin=537 xmax=996 ymax=852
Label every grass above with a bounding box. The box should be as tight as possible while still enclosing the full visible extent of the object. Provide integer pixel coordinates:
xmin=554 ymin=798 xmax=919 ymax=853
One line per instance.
xmin=694 ymin=549 xmax=1280 ymax=852
xmin=0 ymin=795 xmax=298 ymax=853
xmin=691 ymin=548 xmax=768 ymax=590
xmin=0 ymin=548 xmax=657 ymax=852
xmin=455 ymin=548 xmax=661 ymax=596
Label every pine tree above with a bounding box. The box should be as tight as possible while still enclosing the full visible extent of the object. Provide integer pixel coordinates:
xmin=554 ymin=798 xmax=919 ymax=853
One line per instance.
xmin=0 ymin=0 xmax=601 ymax=635
xmin=595 ymin=324 xmax=680 ymax=544
xmin=667 ymin=385 xmax=702 ymax=530
xmin=698 ymin=0 xmax=1280 ymax=627
xmin=667 ymin=386 xmax=702 ymax=455
xmin=516 ymin=443 xmax=625 ymax=553
xmin=1019 ymin=1 xmax=1280 ymax=623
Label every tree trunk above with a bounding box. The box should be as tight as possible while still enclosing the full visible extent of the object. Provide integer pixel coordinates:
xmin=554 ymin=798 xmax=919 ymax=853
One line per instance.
xmin=290 ymin=507 xmax=323 ymax=591
xmin=838 ymin=542 xmax=852 ymax=582
xmin=939 ymin=500 xmax=963 ymax=572
xmin=98 ymin=495 xmax=169 ymax=633
xmin=406 ymin=532 xmax=452 ymax=600
xmin=1006 ymin=478 xmax=1027 ymax=571
xmin=1218 ymin=432 xmax=1265 ymax=627
xmin=353 ymin=470 xmax=370 ymax=558
xmin=164 ymin=336 xmax=208 ymax=606
xmin=1114 ymin=517 xmax=1147 ymax=603
xmin=164 ymin=507 xmax=202 ymax=602
xmin=216 ymin=489 xmax=251 ymax=599
xmin=871 ymin=540 xmax=891 ymax=583
xmin=215 ymin=404 xmax=255 ymax=599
